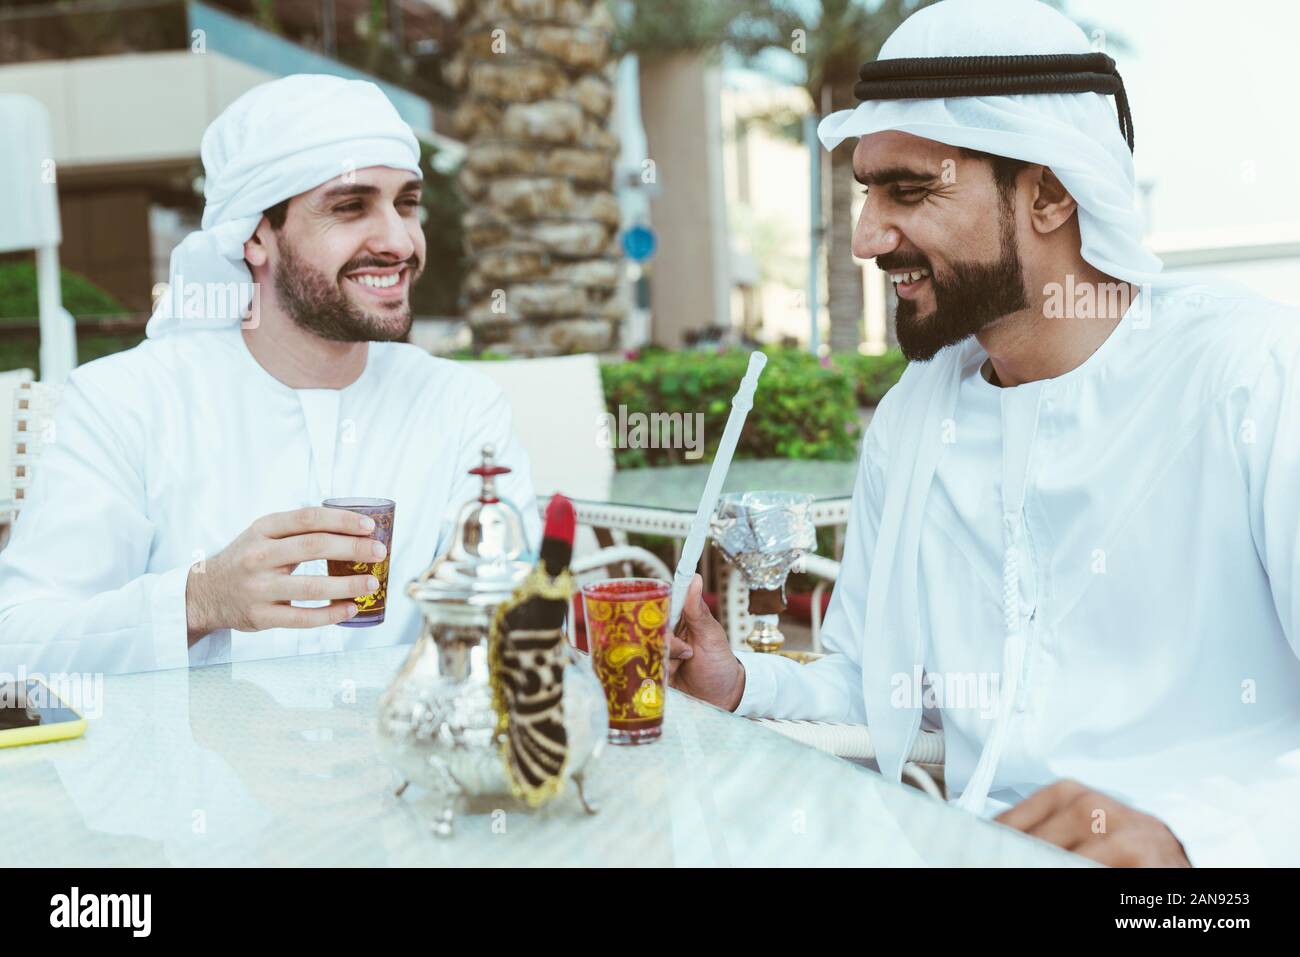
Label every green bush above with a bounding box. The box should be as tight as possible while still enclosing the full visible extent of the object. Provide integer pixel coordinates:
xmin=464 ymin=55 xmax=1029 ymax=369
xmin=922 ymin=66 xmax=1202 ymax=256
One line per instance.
xmin=600 ymin=347 xmax=861 ymax=468
xmin=0 ymin=259 xmax=127 ymax=323
xmin=0 ymin=260 xmax=138 ymax=373
xmin=833 ymin=348 xmax=908 ymax=407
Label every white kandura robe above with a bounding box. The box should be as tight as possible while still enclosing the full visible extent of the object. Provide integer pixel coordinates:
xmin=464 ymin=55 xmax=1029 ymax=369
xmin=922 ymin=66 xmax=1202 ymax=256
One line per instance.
xmin=0 ymin=327 xmax=540 ymax=676
xmin=736 ymin=283 xmax=1300 ymax=866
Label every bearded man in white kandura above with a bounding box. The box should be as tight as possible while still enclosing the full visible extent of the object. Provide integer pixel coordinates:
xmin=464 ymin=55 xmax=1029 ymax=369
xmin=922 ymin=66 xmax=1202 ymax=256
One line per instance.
xmin=672 ymin=0 xmax=1300 ymax=867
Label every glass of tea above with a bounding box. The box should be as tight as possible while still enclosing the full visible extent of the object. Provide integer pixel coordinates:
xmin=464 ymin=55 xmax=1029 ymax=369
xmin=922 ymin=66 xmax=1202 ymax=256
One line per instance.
xmin=580 ymin=577 xmax=671 ymax=745
xmin=322 ymin=497 xmax=395 ymax=627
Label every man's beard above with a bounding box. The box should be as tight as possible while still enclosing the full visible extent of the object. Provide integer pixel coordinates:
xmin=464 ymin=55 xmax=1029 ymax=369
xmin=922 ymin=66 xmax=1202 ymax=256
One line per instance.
xmin=272 ymin=237 xmax=418 ymax=343
xmin=886 ymin=207 xmax=1028 ymax=362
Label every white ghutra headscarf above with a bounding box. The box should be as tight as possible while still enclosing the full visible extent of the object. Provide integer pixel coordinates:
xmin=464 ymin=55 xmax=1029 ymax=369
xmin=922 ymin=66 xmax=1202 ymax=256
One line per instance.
xmin=147 ymin=73 xmax=422 ymax=338
xmin=818 ymin=0 xmax=1167 ymax=287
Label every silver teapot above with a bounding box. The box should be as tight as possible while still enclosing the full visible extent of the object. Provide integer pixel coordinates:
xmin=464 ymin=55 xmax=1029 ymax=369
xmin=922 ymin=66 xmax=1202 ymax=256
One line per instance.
xmin=376 ymin=446 xmax=607 ymax=836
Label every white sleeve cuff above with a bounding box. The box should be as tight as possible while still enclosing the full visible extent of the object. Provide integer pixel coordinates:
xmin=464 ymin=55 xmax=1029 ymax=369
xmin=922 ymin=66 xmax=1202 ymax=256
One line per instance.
xmin=150 ymin=563 xmax=194 ymax=672
xmin=733 ymin=650 xmax=780 ymax=717
xmin=1145 ymin=795 xmax=1267 ymax=867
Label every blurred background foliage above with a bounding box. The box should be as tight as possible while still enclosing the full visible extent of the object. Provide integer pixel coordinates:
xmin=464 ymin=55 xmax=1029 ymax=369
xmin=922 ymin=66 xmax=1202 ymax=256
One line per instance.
xmin=834 ymin=348 xmax=908 ymax=406
xmin=602 ymin=346 xmax=904 ymax=467
xmin=0 ymin=258 xmax=141 ymax=371
xmin=602 ymin=347 xmax=860 ymax=467
xmin=0 ymin=259 xmax=124 ymax=320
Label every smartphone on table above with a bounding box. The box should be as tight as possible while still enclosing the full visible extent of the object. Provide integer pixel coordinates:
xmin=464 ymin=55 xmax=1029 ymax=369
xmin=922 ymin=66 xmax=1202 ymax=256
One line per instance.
xmin=0 ymin=679 xmax=87 ymax=748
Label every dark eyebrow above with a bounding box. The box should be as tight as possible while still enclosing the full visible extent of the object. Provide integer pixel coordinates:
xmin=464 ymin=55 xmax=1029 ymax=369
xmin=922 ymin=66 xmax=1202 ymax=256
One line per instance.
xmin=320 ymin=183 xmax=380 ymax=202
xmin=319 ymin=179 xmax=423 ymax=203
xmin=853 ymin=165 xmax=938 ymax=187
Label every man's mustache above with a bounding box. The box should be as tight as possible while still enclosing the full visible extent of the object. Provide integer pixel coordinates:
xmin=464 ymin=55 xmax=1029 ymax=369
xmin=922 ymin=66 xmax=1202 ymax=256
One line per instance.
xmin=337 ymin=254 xmax=422 ymax=280
xmin=875 ymin=252 xmax=931 ymax=273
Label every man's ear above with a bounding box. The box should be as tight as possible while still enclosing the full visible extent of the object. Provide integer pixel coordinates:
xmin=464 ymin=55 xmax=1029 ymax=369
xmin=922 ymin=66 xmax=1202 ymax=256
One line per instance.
xmin=244 ymin=219 xmax=271 ymax=269
xmin=1028 ymin=166 xmax=1077 ymax=235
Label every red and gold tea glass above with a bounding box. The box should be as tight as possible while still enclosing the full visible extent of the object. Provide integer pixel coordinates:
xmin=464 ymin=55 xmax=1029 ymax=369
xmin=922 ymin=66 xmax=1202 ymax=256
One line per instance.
xmin=323 ymin=497 xmax=395 ymax=627
xmin=580 ymin=578 xmax=670 ymax=745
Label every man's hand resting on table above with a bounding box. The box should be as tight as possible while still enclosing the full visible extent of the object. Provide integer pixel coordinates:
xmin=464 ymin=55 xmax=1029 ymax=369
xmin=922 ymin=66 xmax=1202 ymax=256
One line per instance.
xmin=185 ymin=507 xmax=385 ymax=644
xmin=996 ymin=779 xmax=1191 ymax=867
xmin=668 ymin=573 xmax=746 ymax=712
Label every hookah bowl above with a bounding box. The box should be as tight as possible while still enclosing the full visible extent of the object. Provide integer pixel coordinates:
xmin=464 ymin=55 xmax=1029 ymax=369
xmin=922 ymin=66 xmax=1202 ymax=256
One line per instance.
xmin=709 ymin=491 xmax=816 ymax=653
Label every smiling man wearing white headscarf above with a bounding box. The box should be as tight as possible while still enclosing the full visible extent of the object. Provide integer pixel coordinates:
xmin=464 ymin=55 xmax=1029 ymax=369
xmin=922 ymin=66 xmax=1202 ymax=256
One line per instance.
xmin=0 ymin=75 xmax=539 ymax=675
xmin=671 ymin=0 xmax=1300 ymax=866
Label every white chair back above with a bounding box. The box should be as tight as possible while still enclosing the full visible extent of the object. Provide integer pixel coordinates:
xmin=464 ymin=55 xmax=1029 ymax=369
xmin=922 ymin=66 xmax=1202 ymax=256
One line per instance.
xmin=466 ymin=354 xmax=614 ymax=502
xmin=11 ymin=379 xmax=64 ymax=523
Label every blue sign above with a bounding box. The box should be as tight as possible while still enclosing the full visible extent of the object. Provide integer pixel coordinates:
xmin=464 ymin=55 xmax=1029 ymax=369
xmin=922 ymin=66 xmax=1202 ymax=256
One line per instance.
xmin=621 ymin=224 xmax=657 ymax=263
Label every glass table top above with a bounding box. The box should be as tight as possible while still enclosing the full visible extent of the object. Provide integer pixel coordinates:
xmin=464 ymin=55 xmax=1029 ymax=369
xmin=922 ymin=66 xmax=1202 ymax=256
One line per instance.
xmin=571 ymin=458 xmax=859 ymax=513
xmin=0 ymin=645 xmax=1086 ymax=866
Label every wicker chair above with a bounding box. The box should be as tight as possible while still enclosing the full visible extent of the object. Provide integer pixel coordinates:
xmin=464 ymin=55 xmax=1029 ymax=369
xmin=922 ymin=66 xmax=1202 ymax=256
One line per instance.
xmin=8 ymin=379 xmax=62 ymax=527
xmin=0 ymin=369 xmax=34 ymax=545
xmin=751 ymin=712 xmax=946 ymax=799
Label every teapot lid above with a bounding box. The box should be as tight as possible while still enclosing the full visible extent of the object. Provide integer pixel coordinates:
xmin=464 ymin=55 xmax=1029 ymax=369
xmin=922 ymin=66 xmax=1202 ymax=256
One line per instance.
xmin=408 ymin=445 xmax=534 ymax=607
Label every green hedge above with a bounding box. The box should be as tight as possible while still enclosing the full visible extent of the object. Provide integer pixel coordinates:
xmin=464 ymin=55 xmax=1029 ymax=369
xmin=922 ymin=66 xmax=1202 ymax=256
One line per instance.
xmin=0 ymin=259 xmax=127 ymax=323
xmin=834 ymin=348 xmax=908 ymax=406
xmin=0 ymin=259 xmax=139 ymax=373
xmin=601 ymin=347 xmax=861 ymax=468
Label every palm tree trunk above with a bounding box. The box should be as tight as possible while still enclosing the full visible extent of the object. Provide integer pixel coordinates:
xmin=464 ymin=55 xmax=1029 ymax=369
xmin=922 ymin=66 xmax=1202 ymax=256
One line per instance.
xmin=824 ymin=75 xmax=863 ymax=354
xmin=448 ymin=0 xmax=624 ymax=355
